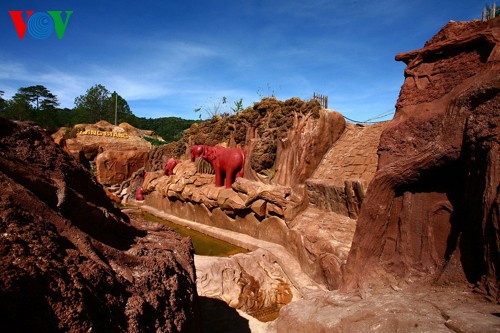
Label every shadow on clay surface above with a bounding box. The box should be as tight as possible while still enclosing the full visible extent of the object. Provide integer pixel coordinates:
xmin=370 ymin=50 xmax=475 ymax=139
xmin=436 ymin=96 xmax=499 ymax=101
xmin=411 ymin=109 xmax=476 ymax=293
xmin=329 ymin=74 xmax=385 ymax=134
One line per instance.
xmin=200 ymin=297 xmax=251 ymax=333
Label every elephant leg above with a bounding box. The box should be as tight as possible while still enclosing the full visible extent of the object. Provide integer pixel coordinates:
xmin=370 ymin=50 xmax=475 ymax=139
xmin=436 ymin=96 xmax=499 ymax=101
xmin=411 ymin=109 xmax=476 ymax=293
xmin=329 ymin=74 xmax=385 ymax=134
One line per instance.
xmin=225 ymin=168 xmax=237 ymax=188
xmin=215 ymin=168 xmax=224 ymax=187
xmin=221 ymin=170 xmax=228 ymax=187
xmin=236 ymin=168 xmax=244 ymax=178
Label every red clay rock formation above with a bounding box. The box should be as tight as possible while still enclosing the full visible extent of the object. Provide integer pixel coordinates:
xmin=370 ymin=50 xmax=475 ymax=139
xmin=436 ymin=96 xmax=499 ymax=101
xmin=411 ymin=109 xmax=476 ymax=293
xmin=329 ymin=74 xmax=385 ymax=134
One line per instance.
xmin=52 ymin=121 xmax=153 ymax=185
xmin=95 ymin=149 xmax=149 ymax=185
xmin=253 ymin=108 xmax=346 ymax=188
xmin=137 ymin=164 xmax=290 ymax=220
xmin=276 ymin=284 xmax=500 ymax=332
xmin=137 ymin=132 xmax=384 ymax=291
xmin=307 ymin=122 xmax=387 ymax=219
xmin=195 ymin=249 xmax=294 ymax=321
xmin=280 ymin=122 xmax=386 ymax=290
xmin=132 ymin=112 xmax=384 ymax=291
xmin=0 ymin=119 xmax=199 ymax=332
xmin=342 ymin=18 xmax=500 ymax=302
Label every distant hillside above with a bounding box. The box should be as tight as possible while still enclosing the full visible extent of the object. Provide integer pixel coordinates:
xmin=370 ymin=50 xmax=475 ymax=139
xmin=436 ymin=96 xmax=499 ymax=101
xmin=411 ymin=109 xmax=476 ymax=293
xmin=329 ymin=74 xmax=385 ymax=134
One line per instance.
xmin=0 ymin=107 xmax=198 ymax=145
xmin=135 ymin=116 xmax=199 ymax=143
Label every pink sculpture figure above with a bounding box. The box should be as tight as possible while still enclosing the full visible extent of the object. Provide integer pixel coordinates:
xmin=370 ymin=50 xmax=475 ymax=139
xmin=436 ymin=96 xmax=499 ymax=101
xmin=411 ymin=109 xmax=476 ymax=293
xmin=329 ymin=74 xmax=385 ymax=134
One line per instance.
xmin=164 ymin=158 xmax=181 ymax=176
xmin=135 ymin=187 xmax=144 ymax=201
xmin=202 ymin=146 xmax=245 ymax=188
xmin=190 ymin=145 xmax=205 ymax=162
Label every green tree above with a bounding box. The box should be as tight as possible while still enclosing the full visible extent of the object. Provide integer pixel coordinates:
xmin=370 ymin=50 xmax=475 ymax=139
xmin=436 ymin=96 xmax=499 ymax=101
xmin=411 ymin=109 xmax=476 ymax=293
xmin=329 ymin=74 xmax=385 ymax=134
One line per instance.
xmin=0 ymin=90 xmax=7 ymax=113
xmin=74 ymin=84 xmax=133 ymax=124
xmin=5 ymin=94 xmax=33 ymax=121
xmin=55 ymin=108 xmax=75 ymax=127
xmin=9 ymin=85 xmax=60 ymax=130
xmin=15 ymin=85 xmax=59 ymax=110
xmin=74 ymin=84 xmax=110 ymax=123
xmin=137 ymin=117 xmax=198 ymax=143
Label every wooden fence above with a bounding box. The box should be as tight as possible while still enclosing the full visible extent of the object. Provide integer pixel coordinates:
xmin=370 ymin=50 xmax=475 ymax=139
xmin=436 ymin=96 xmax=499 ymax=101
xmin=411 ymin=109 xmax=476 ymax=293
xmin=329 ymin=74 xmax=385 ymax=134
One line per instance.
xmin=312 ymin=92 xmax=328 ymax=109
xmin=483 ymin=3 xmax=497 ymax=21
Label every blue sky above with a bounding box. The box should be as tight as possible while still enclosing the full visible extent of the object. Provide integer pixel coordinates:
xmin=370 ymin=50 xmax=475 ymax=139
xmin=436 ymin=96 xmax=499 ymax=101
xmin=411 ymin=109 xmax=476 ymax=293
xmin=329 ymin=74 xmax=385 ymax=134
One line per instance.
xmin=0 ymin=0 xmax=484 ymax=121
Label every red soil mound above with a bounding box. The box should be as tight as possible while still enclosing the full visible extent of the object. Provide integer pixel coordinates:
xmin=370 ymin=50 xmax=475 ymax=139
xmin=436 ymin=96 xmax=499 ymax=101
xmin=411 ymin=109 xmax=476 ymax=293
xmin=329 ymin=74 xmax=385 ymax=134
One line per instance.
xmin=0 ymin=119 xmax=200 ymax=332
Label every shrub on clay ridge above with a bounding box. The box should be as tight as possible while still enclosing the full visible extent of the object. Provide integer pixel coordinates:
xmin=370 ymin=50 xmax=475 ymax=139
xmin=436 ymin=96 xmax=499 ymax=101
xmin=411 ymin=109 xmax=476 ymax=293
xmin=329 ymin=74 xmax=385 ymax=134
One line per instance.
xmin=150 ymin=97 xmax=321 ymax=174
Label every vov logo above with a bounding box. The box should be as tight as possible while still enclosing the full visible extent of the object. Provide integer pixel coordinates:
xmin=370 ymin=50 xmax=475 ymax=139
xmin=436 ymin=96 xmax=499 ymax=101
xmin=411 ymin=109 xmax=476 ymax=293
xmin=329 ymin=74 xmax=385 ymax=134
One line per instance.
xmin=9 ymin=11 xmax=73 ymax=40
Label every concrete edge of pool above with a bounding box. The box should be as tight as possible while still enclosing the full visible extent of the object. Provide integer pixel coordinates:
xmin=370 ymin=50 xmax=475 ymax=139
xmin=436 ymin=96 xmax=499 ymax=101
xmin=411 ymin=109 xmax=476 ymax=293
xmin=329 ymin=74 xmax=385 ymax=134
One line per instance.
xmin=135 ymin=204 xmax=326 ymax=298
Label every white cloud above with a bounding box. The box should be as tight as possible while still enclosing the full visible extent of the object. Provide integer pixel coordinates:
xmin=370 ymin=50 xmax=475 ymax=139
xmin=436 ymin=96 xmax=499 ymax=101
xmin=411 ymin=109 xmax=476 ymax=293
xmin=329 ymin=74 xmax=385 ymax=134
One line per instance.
xmin=0 ymin=61 xmax=83 ymax=107
xmin=0 ymin=38 xmax=225 ymax=110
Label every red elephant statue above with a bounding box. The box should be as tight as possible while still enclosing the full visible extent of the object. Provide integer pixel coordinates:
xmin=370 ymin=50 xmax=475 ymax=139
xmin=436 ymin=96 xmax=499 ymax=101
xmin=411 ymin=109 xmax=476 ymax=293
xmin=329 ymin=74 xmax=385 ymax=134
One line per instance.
xmin=135 ymin=187 xmax=144 ymax=201
xmin=190 ymin=145 xmax=206 ymax=162
xmin=164 ymin=158 xmax=181 ymax=176
xmin=202 ymin=146 xmax=245 ymax=188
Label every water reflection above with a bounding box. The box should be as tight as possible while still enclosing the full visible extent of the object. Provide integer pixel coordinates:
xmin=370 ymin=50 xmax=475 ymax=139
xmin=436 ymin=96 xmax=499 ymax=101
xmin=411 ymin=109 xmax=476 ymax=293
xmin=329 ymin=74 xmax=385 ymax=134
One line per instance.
xmin=137 ymin=211 xmax=249 ymax=257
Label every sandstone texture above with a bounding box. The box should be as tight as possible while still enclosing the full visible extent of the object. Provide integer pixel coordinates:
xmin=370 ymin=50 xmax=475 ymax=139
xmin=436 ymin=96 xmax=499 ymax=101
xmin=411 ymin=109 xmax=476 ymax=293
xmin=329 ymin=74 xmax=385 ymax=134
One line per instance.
xmin=136 ymin=163 xmax=292 ymax=221
xmin=0 ymin=119 xmax=199 ymax=332
xmin=136 ymin=205 xmax=326 ymax=331
xmin=274 ymin=285 xmax=500 ymax=333
xmin=307 ymin=122 xmax=387 ymax=219
xmin=268 ymin=108 xmax=346 ymax=188
xmin=52 ymin=120 xmax=156 ymax=185
xmin=342 ymin=18 xmax=500 ymax=302
xmin=195 ymin=249 xmax=294 ymax=322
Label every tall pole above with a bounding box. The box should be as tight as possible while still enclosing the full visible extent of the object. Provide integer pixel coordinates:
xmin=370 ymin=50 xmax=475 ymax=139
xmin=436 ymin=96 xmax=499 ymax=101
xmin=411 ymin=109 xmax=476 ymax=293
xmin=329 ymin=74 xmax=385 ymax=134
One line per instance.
xmin=114 ymin=91 xmax=117 ymax=126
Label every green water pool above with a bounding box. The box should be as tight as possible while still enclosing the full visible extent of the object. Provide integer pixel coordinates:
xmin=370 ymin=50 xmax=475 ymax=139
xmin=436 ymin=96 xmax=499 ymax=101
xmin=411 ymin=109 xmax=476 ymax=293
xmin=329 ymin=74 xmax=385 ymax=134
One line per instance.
xmin=139 ymin=212 xmax=249 ymax=257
